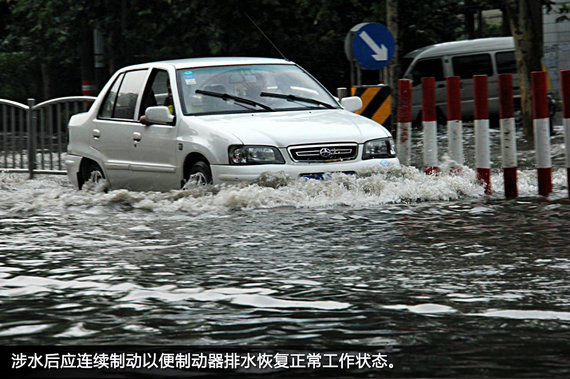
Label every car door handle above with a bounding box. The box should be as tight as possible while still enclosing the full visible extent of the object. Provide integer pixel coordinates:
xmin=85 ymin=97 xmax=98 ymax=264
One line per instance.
xmin=92 ymin=129 xmax=101 ymax=139
xmin=133 ymin=132 xmax=142 ymax=142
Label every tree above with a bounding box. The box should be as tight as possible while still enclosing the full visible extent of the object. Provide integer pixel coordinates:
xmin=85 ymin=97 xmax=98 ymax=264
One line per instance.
xmin=1 ymin=0 xmax=95 ymax=99
xmin=503 ymin=0 xmax=568 ymax=137
xmin=386 ymin=0 xmax=399 ymax=134
xmin=503 ymin=0 xmax=543 ymax=137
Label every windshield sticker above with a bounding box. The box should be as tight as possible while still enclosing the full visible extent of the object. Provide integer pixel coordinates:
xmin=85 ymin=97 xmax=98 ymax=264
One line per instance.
xmin=184 ymin=71 xmax=196 ymax=85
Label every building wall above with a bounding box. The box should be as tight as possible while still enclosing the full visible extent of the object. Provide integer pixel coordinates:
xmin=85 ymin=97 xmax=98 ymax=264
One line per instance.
xmin=543 ymin=0 xmax=570 ymax=98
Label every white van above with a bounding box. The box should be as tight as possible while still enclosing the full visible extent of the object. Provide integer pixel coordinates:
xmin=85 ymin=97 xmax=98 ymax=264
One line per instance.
xmin=402 ymin=37 xmax=522 ymax=124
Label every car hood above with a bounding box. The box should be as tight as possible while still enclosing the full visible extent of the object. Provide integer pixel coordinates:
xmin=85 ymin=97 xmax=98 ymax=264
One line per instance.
xmin=189 ymin=109 xmax=391 ymax=147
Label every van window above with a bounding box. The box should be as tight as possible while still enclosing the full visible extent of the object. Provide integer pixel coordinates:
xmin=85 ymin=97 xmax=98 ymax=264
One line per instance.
xmin=496 ymin=51 xmax=517 ymax=74
xmin=410 ymin=58 xmax=444 ymax=86
xmin=452 ymin=54 xmax=493 ymax=79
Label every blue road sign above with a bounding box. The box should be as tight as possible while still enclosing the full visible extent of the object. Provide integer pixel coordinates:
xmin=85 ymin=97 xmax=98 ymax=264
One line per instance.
xmin=352 ymin=23 xmax=395 ymax=70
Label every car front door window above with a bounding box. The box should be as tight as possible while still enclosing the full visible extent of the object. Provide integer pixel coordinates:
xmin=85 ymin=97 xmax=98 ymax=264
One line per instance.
xmin=139 ymin=69 xmax=175 ymax=121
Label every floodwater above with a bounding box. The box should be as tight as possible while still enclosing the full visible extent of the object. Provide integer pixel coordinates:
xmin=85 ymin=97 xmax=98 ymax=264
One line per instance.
xmin=0 ymin=125 xmax=569 ymax=377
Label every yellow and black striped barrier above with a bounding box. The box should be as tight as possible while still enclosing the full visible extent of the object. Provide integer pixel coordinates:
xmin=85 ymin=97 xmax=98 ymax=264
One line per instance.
xmin=351 ymin=85 xmax=391 ymax=128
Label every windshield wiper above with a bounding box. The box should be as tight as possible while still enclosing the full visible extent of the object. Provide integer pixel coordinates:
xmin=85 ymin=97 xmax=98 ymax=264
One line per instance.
xmin=195 ymin=89 xmax=274 ymax=111
xmin=260 ymin=92 xmax=335 ymax=109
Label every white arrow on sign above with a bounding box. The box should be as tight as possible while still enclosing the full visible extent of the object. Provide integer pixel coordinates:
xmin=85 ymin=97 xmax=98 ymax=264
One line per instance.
xmin=359 ymin=31 xmax=388 ymax=61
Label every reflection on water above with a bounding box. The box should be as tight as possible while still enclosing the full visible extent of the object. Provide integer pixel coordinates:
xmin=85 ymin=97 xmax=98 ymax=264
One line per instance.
xmin=0 ymin=125 xmax=569 ymax=376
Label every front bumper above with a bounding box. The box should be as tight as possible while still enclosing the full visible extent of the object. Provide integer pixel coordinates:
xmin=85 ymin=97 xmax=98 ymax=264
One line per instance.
xmin=211 ymin=158 xmax=400 ymax=184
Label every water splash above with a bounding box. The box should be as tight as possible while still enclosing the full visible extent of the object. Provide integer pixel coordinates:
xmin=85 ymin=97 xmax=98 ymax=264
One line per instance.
xmin=0 ymin=164 xmax=567 ymax=214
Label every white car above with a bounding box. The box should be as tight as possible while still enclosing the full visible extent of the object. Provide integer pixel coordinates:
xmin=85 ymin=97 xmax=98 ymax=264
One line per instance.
xmin=66 ymin=57 xmax=399 ymax=191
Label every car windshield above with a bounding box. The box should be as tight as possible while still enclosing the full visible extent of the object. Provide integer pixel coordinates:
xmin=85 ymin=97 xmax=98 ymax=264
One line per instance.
xmin=176 ymin=64 xmax=339 ymax=115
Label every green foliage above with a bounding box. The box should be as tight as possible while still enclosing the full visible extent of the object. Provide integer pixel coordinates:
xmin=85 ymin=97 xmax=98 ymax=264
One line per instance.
xmin=548 ymin=2 xmax=569 ymax=22
xmin=0 ymin=0 xmax=566 ymax=99
xmin=0 ymin=52 xmax=42 ymax=101
xmin=397 ymin=0 xmax=465 ymax=52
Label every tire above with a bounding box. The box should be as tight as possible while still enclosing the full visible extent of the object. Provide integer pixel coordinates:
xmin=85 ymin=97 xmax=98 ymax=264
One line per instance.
xmin=79 ymin=160 xmax=106 ymax=190
xmin=186 ymin=160 xmax=212 ymax=186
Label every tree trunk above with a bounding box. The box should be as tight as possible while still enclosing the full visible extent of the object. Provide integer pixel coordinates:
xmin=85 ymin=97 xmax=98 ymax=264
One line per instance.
xmin=106 ymin=0 xmax=127 ymax=75
xmin=387 ymin=0 xmax=399 ymax=135
xmin=40 ymin=62 xmax=54 ymax=100
xmin=79 ymin=27 xmax=95 ymax=95
xmin=505 ymin=0 xmax=543 ymax=138
xmin=465 ymin=0 xmax=476 ymax=39
xmin=501 ymin=4 xmax=511 ymax=36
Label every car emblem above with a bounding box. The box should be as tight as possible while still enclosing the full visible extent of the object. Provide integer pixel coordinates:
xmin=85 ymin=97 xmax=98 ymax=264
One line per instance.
xmin=319 ymin=148 xmax=332 ymax=158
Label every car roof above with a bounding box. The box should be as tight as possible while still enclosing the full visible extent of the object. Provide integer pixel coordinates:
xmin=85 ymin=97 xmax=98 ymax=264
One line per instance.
xmin=121 ymin=57 xmax=295 ymax=71
xmin=404 ymin=37 xmax=514 ymax=59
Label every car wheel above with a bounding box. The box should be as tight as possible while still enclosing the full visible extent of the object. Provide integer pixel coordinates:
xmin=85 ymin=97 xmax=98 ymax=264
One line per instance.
xmin=186 ymin=160 xmax=212 ymax=186
xmin=80 ymin=161 xmax=106 ymax=190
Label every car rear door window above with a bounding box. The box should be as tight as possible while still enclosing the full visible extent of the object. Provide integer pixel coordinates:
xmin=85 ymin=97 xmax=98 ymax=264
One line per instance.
xmin=99 ymin=73 xmax=124 ymax=119
xmin=452 ymin=54 xmax=493 ymax=79
xmin=496 ymin=51 xmax=517 ymax=74
xmin=111 ymin=70 xmax=147 ymax=120
xmin=410 ymin=58 xmax=444 ymax=86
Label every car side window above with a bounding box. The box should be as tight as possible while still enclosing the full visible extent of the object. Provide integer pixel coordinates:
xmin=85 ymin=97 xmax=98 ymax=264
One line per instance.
xmin=410 ymin=58 xmax=444 ymax=86
xmin=112 ymin=70 xmax=148 ymax=120
xmin=452 ymin=54 xmax=493 ymax=79
xmin=98 ymin=73 xmax=124 ymax=119
xmin=139 ymin=69 xmax=174 ymax=118
xmin=496 ymin=51 xmax=517 ymax=74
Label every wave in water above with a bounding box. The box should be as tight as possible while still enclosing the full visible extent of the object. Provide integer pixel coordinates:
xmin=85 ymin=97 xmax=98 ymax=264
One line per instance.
xmin=1 ymin=163 xmax=568 ymax=213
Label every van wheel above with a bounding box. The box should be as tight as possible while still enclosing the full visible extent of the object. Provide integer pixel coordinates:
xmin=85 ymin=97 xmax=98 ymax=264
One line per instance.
xmin=186 ymin=160 xmax=212 ymax=186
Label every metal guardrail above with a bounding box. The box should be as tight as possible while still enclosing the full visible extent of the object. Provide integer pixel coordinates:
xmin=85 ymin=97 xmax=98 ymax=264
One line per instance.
xmin=0 ymin=96 xmax=96 ymax=178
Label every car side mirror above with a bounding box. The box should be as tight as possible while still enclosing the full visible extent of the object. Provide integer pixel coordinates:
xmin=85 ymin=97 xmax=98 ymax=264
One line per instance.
xmin=145 ymin=106 xmax=174 ymax=125
xmin=340 ymin=96 xmax=362 ymax=113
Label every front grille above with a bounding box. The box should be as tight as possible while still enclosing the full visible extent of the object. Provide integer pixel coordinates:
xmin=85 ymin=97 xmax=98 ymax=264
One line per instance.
xmin=288 ymin=143 xmax=358 ymax=162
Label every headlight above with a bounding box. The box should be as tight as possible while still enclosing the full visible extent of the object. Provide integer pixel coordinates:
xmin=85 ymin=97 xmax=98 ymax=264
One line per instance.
xmin=229 ymin=145 xmax=285 ymax=165
xmin=362 ymin=138 xmax=396 ymax=160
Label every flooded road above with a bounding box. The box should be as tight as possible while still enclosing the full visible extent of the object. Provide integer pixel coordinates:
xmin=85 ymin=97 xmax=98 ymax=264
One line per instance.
xmin=1 ymin=126 xmax=569 ymax=377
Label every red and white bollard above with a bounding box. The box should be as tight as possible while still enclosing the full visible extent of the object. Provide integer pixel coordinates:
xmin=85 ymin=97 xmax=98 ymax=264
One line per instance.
xmin=474 ymin=75 xmax=491 ymax=195
xmin=531 ymin=71 xmax=552 ymax=197
xmin=561 ymin=70 xmax=570 ymax=198
xmin=422 ymin=77 xmax=438 ymax=175
xmin=397 ymin=79 xmax=412 ymax=166
xmin=81 ymin=80 xmax=97 ymax=96
xmin=498 ymin=74 xmax=518 ymax=199
xmin=446 ymin=76 xmax=463 ymax=173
